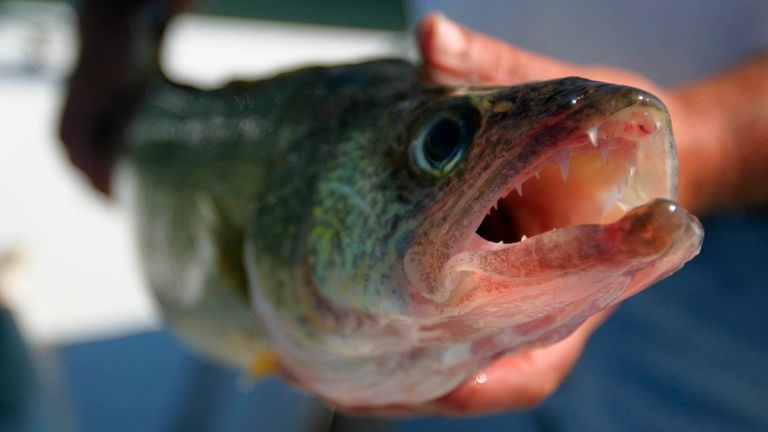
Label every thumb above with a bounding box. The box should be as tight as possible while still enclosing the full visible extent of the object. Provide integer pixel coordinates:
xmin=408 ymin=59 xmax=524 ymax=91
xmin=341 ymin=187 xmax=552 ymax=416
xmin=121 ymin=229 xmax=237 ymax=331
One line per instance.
xmin=418 ymin=13 xmax=587 ymax=85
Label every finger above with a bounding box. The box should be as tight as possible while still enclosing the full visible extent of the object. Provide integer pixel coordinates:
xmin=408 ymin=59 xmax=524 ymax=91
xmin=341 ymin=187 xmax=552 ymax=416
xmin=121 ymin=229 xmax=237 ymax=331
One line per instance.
xmin=425 ymin=310 xmax=613 ymax=415
xmin=418 ymin=13 xmax=587 ymax=85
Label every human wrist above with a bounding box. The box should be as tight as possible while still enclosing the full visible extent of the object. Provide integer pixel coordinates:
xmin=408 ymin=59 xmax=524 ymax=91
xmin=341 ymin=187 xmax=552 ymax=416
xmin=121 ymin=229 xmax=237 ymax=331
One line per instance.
xmin=671 ymin=55 xmax=768 ymax=214
xmin=666 ymin=85 xmax=728 ymax=214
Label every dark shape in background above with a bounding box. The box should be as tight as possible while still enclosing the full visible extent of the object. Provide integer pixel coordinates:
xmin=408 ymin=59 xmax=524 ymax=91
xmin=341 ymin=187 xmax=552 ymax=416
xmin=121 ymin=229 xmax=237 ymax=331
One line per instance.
xmin=195 ymin=0 xmax=406 ymax=30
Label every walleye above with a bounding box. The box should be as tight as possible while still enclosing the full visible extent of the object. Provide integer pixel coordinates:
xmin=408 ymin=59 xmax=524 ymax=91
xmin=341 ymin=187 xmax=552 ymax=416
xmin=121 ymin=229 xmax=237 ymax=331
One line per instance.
xmin=119 ymin=62 xmax=701 ymax=406
xmin=61 ymin=4 xmax=703 ymax=408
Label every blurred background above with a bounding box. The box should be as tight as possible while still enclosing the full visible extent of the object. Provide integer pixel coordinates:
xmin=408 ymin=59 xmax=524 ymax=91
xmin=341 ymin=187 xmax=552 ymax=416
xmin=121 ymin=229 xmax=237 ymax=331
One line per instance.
xmin=1 ymin=0 xmax=767 ymax=431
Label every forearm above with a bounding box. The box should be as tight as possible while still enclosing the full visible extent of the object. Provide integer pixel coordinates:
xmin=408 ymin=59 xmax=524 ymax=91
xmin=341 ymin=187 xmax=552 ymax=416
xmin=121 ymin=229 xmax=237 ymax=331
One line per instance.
xmin=671 ymin=54 xmax=768 ymax=214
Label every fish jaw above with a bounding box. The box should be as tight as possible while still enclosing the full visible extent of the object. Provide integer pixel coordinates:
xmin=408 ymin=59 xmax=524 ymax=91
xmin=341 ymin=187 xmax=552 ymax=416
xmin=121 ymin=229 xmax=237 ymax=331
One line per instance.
xmin=433 ymin=200 xmax=702 ymax=348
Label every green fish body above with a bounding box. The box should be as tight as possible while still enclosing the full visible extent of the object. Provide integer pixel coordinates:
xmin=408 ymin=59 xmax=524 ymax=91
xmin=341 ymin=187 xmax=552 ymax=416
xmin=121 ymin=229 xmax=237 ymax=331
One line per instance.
xmin=117 ymin=60 xmax=703 ymax=406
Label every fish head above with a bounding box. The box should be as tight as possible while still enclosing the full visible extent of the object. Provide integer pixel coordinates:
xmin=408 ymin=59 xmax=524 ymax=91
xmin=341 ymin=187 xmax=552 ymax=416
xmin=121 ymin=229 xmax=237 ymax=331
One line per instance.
xmin=250 ymin=75 xmax=703 ymax=406
xmin=402 ymin=77 xmax=702 ymax=327
xmin=404 ymin=78 xmax=701 ymax=304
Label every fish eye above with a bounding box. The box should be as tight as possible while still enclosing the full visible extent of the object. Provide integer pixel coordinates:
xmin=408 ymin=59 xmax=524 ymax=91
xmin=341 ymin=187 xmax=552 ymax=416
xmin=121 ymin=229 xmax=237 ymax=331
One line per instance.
xmin=411 ymin=109 xmax=478 ymax=177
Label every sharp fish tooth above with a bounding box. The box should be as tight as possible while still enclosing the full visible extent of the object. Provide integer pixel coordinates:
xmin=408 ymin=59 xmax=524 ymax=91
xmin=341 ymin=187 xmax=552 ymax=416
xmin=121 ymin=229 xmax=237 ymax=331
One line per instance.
xmin=627 ymin=150 xmax=638 ymax=169
xmin=557 ymin=151 xmax=571 ymax=181
xmin=606 ymin=185 xmax=619 ymax=203
xmin=618 ymin=176 xmax=628 ymax=194
xmin=587 ymin=126 xmax=599 ymax=146
xmin=520 ymin=234 xmax=528 ymax=242
xmin=514 ymin=182 xmax=523 ymax=197
xmin=600 ymin=145 xmax=610 ymax=163
xmin=534 ymin=171 xmax=540 ymax=180
xmin=616 ymin=198 xmax=632 ymax=211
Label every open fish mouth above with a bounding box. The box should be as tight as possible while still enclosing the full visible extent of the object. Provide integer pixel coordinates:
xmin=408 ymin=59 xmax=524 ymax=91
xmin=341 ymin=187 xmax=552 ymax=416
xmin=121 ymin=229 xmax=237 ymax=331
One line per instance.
xmin=439 ymin=105 xmax=703 ymax=331
xmin=474 ymin=106 xmax=670 ymax=246
xmin=473 ymin=107 xmax=675 ymax=249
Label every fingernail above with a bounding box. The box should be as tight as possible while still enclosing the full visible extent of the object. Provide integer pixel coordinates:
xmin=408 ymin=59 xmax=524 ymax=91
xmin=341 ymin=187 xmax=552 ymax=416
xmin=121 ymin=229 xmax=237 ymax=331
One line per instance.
xmin=431 ymin=13 xmax=466 ymax=64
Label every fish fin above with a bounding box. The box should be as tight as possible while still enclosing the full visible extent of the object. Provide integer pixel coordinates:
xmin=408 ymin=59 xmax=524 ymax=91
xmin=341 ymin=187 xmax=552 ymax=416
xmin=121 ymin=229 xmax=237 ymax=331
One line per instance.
xmin=246 ymin=349 xmax=281 ymax=379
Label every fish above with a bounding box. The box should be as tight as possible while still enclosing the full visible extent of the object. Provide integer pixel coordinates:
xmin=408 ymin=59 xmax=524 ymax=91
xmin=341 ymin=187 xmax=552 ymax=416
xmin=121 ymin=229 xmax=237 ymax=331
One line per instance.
xmin=60 ymin=2 xmax=703 ymax=408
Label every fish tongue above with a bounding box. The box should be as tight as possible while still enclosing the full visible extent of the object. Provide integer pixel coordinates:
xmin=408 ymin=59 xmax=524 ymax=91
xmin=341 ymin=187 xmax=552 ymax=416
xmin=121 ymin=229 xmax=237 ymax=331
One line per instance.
xmin=443 ymin=199 xmax=703 ymax=315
